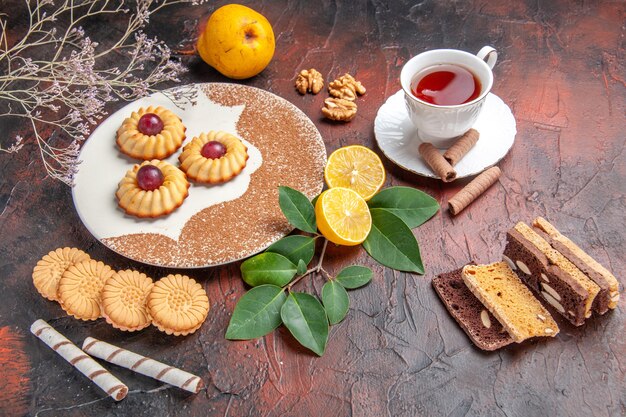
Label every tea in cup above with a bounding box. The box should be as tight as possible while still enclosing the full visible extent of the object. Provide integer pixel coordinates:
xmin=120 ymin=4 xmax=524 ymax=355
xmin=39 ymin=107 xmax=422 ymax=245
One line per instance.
xmin=400 ymin=46 xmax=497 ymax=148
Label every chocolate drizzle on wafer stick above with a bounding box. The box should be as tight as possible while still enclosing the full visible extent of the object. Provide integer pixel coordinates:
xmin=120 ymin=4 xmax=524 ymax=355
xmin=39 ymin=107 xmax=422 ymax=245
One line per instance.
xmin=418 ymin=142 xmax=457 ymax=182
xmin=448 ymin=166 xmax=501 ymax=215
xmin=30 ymin=320 xmax=128 ymax=401
xmin=83 ymin=337 xmax=204 ymax=393
xmin=443 ymin=128 xmax=480 ymax=166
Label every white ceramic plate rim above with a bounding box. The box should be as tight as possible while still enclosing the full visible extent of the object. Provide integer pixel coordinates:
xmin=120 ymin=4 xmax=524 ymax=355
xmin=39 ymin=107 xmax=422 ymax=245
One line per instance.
xmin=71 ymin=83 xmax=325 ymax=268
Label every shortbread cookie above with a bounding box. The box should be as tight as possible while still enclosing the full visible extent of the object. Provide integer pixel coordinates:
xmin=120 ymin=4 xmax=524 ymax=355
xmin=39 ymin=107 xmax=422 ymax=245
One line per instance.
xmin=462 ymin=261 xmax=559 ymax=343
xmin=148 ymin=274 xmax=209 ymax=336
xmin=178 ymin=131 xmax=249 ymax=184
xmin=32 ymin=247 xmax=91 ymax=301
xmin=533 ymin=217 xmax=619 ymax=312
xmin=433 ymin=266 xmax=513 ymax=351
xmin=58 ymin=260 xmax=115 ymax=320
xmin=116 ymin=106 xmax=186 ymax=160
xmin=101 ymin=270 xmax=154 ymax=332
xmin=116 ymin=160 xmax=190 ymax=218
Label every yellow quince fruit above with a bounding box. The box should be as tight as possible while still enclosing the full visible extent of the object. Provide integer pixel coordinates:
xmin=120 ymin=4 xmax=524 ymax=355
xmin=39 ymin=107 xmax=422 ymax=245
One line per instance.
xmin=197 ymin=4 xmax=275 ymax=79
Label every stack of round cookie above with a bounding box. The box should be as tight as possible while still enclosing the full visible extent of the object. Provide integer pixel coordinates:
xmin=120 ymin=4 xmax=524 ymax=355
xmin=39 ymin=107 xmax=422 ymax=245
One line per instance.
xmin=32 ymin=247 xmax=210 ymax=336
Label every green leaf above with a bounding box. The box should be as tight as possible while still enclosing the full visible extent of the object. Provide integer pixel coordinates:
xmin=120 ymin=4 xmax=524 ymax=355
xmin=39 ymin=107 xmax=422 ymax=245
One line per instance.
xmin=322 ymin=281 xmax=350 ymax=325
xmin=335 ymin=265 xmax=373 ymax=289
xmin=280 ymin=292 xmax=329 ymax=356
xmin=278 ymin=186 xmax=317 ymax=233
xmin=225 ymin=285 xmax=286 ymax=340
xmin=266 ymin=235 xmax=315 ymax=266
xmin=297 ymin=259 xmax=308 ymax=276
xmin=241 ymin=252 xmax=297 ymax=287
xmin=311 ymin=193 xmax=320 ymax=208
xmin=362 ymin=209 xmax=424 ymax=274
xmin=368 ymin=186 xmax=439 ymax=228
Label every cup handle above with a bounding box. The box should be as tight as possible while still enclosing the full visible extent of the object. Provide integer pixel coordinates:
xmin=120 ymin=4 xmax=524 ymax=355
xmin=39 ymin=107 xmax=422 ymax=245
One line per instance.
xmin=477 ymin=46 xmax=497 ymax=69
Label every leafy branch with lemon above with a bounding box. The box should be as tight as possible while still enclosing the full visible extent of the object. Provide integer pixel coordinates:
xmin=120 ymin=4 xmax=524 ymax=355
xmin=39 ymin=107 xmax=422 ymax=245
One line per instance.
xmin=195 ymin=5 xmax=438 ymax=355
xmin=226 ymin=146 xmax=439 ymax=355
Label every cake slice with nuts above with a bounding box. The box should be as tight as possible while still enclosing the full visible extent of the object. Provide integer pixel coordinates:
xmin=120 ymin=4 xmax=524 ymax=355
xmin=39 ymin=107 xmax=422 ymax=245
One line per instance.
xmin=503 ymin=222 xmax=601 ymax=326
xmin=533 ymin=217 xmax=619 ymax=314
xmin=462 ymin=261 xmax=559 ymax=343
xmin=433 ymin=265 xmax=513 ymax=351
xmin=504 ymin=225 xmax=588 ymax=326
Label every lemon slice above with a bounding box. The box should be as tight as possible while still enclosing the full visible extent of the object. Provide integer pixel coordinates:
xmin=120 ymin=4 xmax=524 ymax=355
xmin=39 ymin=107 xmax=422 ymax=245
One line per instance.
xmin=315 ymin=187 xmax=372 ymax=246
xmin=324 ymin=145 xmax=386 ymax=201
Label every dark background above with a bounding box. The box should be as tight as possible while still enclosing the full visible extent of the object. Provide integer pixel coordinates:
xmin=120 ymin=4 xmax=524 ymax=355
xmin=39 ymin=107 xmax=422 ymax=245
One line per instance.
xmin=0 ymin=0 xmax=624 ymax=416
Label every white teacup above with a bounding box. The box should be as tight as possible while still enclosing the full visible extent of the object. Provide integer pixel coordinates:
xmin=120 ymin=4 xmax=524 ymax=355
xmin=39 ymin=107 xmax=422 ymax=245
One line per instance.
xmin=401 ymin=46 xmax=497 ymax=148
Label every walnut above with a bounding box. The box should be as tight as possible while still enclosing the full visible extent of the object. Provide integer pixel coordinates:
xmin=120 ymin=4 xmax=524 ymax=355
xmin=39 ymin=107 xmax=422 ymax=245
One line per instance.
xmin=322 ymin=98 xmax=357 ymax=121
xmin=295 ymin=69 xmax=324 ymax=94
xmin=328 ymin=73 xmax=366 ymax=101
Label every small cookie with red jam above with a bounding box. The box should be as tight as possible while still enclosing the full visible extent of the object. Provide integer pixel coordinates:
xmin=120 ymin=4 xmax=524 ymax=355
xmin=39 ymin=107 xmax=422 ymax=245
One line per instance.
xmin=116 ymin=106 xmax=186 ymax=160
xmin=116 ymin=160 xmax=190 ymax=218
xmin=178 ymin=131 xmax=249 ymax=184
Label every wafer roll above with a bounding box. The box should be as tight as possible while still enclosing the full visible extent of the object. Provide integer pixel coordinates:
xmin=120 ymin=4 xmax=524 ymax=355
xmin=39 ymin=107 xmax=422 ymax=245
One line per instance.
xmin=448 ymin=166 xmax=501 ymax=215
xmin=30 ymin=320 xmax=127 ymax=401
xmin=443 ymin=129 xmax=480 ymax=166
xmin=83 ymin=337 xmax=204 ymax=393
xmin=418 ymin=142 xmax=456 ymax=182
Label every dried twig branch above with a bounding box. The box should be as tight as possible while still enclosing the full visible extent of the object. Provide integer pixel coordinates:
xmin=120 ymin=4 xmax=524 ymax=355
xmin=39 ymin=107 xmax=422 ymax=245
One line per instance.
xmin=0 ymin=0 xmax=205 ymax=185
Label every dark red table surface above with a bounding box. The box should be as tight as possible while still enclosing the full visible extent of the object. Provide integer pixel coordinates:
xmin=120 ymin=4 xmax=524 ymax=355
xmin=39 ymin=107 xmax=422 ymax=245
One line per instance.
xmin=1 ymin=1 xmax=625 ymax=416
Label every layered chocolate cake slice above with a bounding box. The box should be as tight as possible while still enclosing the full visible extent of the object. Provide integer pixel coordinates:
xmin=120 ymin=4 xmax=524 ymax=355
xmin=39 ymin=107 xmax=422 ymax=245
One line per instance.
xmin=503 ymin=222 xmax=601 ymax=326
xmin=433 ymin=266 xmax=513 ymax=351
xmin=461 ymin=262 xmax=559 ymax=343
xmin=533 ymin=217 xmax=619 ymax=314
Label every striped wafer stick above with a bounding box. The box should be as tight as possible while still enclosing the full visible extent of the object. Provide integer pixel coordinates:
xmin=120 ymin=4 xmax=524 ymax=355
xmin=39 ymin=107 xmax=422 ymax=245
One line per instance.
xmin=30 ymin=320 xmax=128 ymax=401
xmin=83 ymin=337 xmax=204 ymax=393
xmin=418 ymin=142 xmax=457 ymax=182
xmin=443 ymin=128 xmax=480 ymax=166
xmin=448 ymin=166 xmax=501 ymax=215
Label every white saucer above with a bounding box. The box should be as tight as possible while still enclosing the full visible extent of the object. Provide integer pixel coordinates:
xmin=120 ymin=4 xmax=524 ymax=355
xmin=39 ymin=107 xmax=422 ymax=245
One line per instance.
xmin=374 ymin=90 xmax=516 ymax=179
